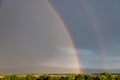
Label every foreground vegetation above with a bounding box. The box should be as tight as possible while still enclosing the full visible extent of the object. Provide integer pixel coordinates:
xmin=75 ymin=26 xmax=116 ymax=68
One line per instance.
xmin=0 ymin=72 xmax=120 ymax=80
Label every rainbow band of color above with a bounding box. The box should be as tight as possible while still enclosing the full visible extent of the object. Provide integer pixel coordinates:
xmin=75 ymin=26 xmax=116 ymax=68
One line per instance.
xmin=80 ymin=0 xmax=107 ymax=70
xmin=45 ymin=0 xmax=82 ymax=73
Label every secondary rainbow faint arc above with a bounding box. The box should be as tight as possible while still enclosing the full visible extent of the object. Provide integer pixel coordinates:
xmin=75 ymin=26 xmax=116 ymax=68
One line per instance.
xmin=80 ymin=0 xmax=108 ymax=70
xmin=45 ymin=0 xmax=82 ymax=73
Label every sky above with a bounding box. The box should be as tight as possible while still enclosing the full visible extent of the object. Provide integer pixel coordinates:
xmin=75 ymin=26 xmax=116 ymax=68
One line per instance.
xmin=0 ymin=0 xmax=120 ymax=74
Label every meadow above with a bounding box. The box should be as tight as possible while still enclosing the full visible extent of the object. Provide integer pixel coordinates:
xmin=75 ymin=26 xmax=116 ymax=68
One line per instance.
xmin=0 ymin=72 xmax=120 ymax=80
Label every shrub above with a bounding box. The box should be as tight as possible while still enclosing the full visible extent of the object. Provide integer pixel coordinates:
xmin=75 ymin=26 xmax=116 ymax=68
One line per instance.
xmin=75 ymin=74 xmax=84 ymax=80
xmin=2 ymin=75 xmax=19 ymax=80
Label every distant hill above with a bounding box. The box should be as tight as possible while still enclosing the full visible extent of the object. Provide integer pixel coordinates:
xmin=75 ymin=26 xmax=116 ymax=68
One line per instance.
xmin=0 ymin=66 xmax=120 ymax=74
xmin=82 ymin=68 xmax=120 ymax=74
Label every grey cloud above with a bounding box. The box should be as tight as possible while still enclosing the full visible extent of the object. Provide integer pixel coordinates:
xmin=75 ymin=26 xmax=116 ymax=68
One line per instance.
xmin=77 ymin=49 xmax=102 ymax=69
xmin=49 ymin=0 xmax=120 ymax=70
xmin=1 ymin=0 xmax=120 ymax=73
xmin=0 ymin=0 xmax=78 ymax=73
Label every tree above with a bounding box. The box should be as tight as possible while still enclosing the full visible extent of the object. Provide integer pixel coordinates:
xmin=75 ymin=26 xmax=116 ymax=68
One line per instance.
xmin=65 ymin=75 xmax=75 ymax=80
xmin=19 ymin=76 xmax=26 ymax=80
xmin=25 ymin=75 xmax=36 ymax=80
xmin=2 ymin=75 xmax=20 ymax=80
xmin=84 ymin=74 xmax=94 ymax=80
xmin=75 ymin=74 xmax=84 ymax=80
xmin=38 ymin=75 xmax=52 ymax=80
xmin=52 ymin=76 xmax=60 ymax=80
xmin=94 ymin=76 xmax=100 ymax=80
xmin=115 ymin=75 xmax=120 ymax=80
xmin=98 ymin=75 xmax=107 ymax=80
xmin=101 ymin=72 xmax=114 ymax=80
xmin=59 ymin=76 xmax=66 ymax=80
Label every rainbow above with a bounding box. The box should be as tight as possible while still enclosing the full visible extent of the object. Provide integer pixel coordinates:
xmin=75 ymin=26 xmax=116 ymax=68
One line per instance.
xmin=44 ymin=0 xmax=82 ymax=73
xmin=80 ymin=0 xmax=108 ymax=70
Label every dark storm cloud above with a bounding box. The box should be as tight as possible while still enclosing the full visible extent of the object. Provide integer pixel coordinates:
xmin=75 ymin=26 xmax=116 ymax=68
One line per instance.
xmin=49 ymin=0 xmax=120 ymax=51
xmin=49 ymin=0 xmax=120 ymax=69
xmin=85 ymin=0 xmax=120 ymax=57
xmin=0 ymin=0 xmax=2 ymax=4
xmin=1 ymin=0 xmax=120 ymax=73
xmin=49 ymin=0 xmax=103 ymax=50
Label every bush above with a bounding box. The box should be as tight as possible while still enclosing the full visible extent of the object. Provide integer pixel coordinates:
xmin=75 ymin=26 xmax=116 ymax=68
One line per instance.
xmin=25 ymin=75 xmax=36 ymax=80
xmin=115 ymin=75 xmax=120 ymax=80
xmin=75 ymin=74 xmax=84 ymax=80
xmin=38 ymin=75 xmax=53 ymax=80
xmin=65 ymin=75 xmax=75 ymax=80
xmin=0 ymin=72 xmax=119 ymax=80
xmin=101 ymin=72 xmax=114 ymax=80
xmin=98 ymin=75 xmax=107 ymax=80
xmin=84 ymin=74 xmax=95 ymax=80
xmin=2 ymin=75 xmax=19 ymax=80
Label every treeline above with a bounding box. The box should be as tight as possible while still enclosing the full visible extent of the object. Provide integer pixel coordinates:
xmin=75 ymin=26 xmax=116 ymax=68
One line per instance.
xmin=1 ymin=72 xmax=120 ymax=80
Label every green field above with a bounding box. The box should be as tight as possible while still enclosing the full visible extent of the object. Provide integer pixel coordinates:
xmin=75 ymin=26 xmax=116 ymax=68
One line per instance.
xmin=0 ymin=72 xmax=120 ymax=80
